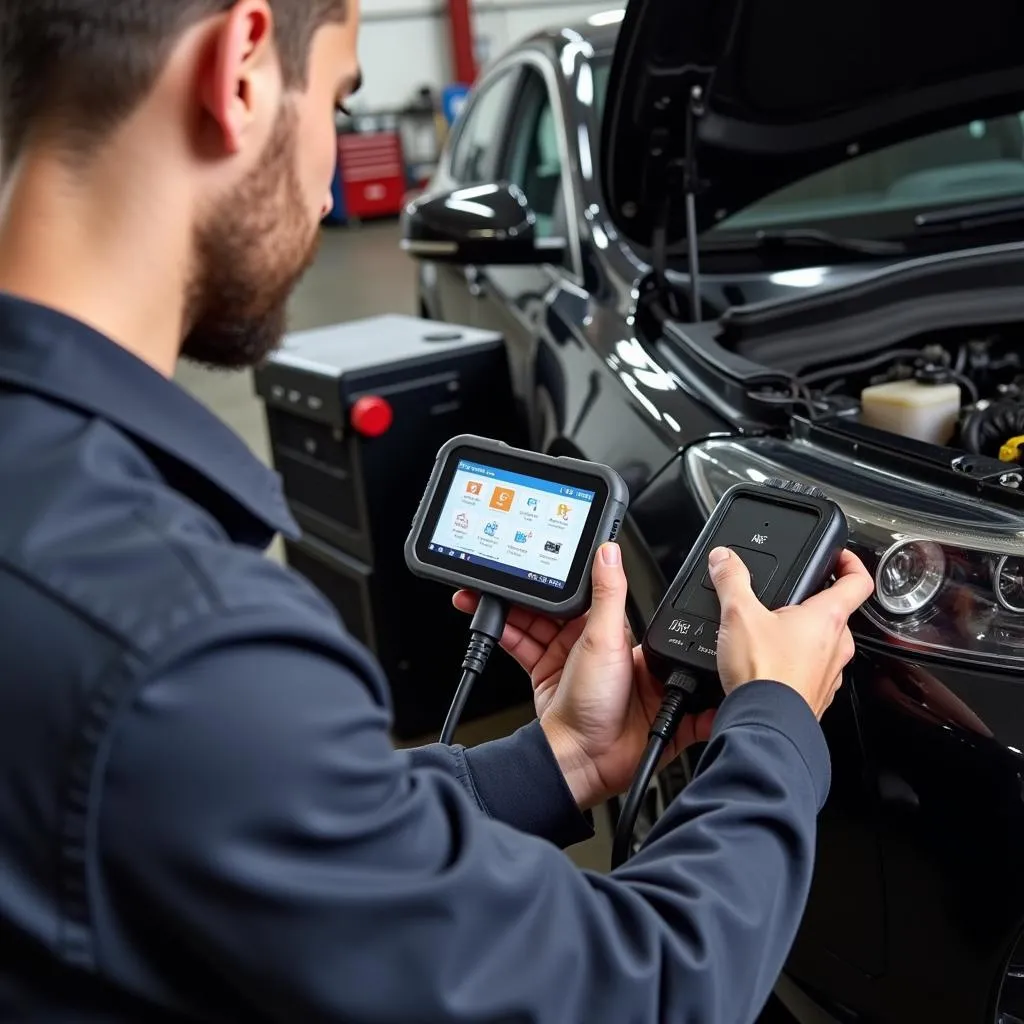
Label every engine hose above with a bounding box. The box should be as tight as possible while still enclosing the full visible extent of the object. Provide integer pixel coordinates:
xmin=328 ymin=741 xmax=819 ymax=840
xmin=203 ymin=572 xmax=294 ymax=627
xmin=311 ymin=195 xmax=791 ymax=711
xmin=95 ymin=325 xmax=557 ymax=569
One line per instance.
xmin=960 ymin=401 xmax=1024 ymax=461
xmin=949 ymin=371 xmax=979 ymax=406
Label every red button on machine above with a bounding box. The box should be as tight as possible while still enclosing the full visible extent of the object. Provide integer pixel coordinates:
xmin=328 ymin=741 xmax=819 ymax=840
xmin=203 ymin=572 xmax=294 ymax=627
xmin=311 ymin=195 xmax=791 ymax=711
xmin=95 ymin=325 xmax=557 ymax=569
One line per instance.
xmin=350 ymin=395 xmax=393 ymax=437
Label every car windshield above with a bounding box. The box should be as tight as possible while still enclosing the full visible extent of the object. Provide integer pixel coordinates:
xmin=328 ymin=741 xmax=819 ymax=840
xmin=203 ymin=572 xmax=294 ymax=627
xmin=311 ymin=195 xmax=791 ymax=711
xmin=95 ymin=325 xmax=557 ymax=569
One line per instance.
xmin=591 ymin=58 xmax=1024 ymax=239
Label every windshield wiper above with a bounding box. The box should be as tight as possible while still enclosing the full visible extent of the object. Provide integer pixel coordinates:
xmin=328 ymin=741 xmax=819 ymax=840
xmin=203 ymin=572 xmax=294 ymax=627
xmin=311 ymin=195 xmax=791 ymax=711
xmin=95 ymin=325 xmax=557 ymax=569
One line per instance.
xmin=701 ymin=227 xmax=907 ymax=257
xmin=914 ymin=195 xmax=1024 ymax=232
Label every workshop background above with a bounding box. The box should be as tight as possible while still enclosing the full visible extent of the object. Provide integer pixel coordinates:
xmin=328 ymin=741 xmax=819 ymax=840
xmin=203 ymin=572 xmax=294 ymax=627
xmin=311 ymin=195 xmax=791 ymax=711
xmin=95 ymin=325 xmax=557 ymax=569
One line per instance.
xmin=175 ymin=0 xmax=620 ymax=871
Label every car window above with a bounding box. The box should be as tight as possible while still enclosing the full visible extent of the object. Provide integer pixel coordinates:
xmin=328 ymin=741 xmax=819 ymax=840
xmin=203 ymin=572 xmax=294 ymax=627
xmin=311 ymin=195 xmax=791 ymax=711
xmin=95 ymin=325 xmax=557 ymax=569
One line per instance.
xmin=720 ymin=114 xmax=1024 ymax=232
xmin=589 ymin=56 xmax=1024 ymax=237
xmin=505 ymin=69 xmax=567 ymax=246
xmin=449 ymin=70 xmax=519 ymax=185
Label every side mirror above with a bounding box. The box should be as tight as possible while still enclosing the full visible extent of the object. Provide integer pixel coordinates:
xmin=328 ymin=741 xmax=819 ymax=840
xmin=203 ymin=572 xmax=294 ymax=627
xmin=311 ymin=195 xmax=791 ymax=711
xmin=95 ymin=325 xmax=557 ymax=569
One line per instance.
xmin=401 ymin=182 xmax=566 ymax=266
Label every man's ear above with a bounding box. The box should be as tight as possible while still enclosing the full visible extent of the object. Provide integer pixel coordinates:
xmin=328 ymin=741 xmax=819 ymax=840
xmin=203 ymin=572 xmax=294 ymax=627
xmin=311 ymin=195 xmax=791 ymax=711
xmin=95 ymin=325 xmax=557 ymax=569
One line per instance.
xmin=199 ymin=0 xmax=277 ymax=156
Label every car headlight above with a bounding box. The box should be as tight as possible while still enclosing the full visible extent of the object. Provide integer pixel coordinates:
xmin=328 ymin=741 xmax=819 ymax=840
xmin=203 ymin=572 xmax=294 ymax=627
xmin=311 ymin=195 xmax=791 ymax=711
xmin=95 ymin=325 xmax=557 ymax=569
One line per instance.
xmin=875 ymin=540 xmax=946 ymax=615
xmin=995 ymin=555 xmax=1024 ymax=614
xmin=684 ymin=437 xmax=1024 ymax=667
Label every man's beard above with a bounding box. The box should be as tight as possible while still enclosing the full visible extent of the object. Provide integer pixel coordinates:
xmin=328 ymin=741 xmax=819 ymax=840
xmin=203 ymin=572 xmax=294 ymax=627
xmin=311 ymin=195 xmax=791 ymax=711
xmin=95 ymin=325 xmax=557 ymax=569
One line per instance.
xmin=182 ymin=104 xmax=320 ymax=370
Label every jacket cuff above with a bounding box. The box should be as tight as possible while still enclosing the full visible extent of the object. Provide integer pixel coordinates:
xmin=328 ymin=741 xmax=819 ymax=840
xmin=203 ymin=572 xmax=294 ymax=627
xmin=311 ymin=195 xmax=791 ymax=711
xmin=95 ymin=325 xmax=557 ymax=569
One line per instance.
xmin=711 ymin=680 xmax=832 ymax=810
xmin=463 ymin=721 xmax=595 ymax=849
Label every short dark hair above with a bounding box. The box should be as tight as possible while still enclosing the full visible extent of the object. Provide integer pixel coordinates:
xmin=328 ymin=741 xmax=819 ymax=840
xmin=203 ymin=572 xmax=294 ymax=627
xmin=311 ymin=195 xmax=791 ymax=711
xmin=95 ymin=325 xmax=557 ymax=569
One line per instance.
xmin=0 ymin=1 xmax=347 ymax=164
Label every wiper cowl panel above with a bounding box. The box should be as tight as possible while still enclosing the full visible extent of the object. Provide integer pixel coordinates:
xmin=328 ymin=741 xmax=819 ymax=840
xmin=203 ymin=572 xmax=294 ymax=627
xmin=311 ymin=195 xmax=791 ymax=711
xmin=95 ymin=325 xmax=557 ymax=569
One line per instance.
xmin=914 ymin=195 xmax=1024 ymax=233
xmin=702 ymin=227 xmax=907 ymax=257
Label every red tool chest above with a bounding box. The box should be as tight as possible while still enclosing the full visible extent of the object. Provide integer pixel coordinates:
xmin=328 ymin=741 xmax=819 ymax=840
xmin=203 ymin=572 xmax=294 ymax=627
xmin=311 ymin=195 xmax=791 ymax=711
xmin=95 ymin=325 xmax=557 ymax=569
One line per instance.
xmin=337 ymin=131 xmax=407 ymax=221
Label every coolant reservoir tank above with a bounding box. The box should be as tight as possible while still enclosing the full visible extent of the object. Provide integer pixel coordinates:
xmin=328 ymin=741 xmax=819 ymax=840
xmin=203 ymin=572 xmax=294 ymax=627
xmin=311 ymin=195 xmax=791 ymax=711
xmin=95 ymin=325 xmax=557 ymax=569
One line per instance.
xmin=860 ymin=377 xmax=962 ymax=445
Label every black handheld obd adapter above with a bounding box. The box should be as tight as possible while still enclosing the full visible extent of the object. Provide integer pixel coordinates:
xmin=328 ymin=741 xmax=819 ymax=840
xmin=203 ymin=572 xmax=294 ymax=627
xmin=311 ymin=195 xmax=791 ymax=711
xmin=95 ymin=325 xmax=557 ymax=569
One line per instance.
xmin=611 ymin=479 xmax=848 ymax=868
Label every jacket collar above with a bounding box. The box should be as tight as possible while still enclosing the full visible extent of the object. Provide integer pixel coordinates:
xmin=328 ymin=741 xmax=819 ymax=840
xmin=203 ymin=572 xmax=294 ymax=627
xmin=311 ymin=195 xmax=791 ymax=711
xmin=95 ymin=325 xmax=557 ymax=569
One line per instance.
xmin=0 ymin=292 xmax=299 ymax=548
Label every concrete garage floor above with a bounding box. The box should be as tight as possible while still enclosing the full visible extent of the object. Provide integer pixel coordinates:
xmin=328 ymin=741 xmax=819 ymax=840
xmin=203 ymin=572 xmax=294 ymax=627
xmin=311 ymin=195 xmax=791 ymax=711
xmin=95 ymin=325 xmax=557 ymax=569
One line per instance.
xmin=174 ymin=220 xmax=614 ymax=872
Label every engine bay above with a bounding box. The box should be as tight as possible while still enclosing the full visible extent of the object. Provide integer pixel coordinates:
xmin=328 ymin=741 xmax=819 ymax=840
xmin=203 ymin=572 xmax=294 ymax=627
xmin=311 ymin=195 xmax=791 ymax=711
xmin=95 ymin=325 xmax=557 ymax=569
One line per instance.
xmin=789 ymin=328 xmax=1024 ymax=464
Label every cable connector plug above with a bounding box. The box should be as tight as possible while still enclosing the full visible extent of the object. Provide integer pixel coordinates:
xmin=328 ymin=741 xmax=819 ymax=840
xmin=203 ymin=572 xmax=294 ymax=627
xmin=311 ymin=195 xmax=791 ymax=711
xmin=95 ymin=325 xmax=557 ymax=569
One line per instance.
xmin=461 ymin=594 xmax=508 ymax=674
xmin=439 ymin=595 xmax=509 ymax=746
xmin=649 ymin=670 xmax=699 ymax=742
xmin=462 ymin=635 xmax=496 ymax=675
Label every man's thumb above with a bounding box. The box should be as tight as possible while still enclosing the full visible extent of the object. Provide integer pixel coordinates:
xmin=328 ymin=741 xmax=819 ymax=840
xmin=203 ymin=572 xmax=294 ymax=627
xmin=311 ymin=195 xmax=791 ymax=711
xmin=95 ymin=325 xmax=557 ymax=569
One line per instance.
xmin=584 ymin=543 xmax=629 ymax=644
xmin=708 ymin=548 xmax=754 ymax=610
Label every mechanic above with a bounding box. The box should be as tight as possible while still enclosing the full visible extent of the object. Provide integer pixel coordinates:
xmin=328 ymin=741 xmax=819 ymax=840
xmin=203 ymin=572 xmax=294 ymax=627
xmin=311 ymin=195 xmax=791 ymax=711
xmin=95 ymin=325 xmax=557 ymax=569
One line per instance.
xmin=0 ymin=1 xmax=876 ymax=1022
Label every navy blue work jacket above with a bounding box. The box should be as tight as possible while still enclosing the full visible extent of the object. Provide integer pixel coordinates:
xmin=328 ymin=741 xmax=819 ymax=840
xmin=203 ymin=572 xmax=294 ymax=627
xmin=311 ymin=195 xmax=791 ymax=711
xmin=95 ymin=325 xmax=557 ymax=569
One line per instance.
xmin=0 ymin=293 xmax=831 ymax=1023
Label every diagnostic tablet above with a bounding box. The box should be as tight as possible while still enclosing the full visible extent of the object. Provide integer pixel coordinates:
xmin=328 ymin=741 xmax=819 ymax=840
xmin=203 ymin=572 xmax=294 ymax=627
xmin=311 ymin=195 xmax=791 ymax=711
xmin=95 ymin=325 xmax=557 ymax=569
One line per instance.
xmin=406 ymin=435 xmax=629 ymax=619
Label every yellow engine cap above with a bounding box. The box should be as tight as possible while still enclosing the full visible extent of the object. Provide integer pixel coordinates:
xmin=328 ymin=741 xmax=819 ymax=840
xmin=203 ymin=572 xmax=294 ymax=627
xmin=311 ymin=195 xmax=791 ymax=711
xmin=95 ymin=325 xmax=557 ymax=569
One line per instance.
xmin=999 ymin=435 xmax=1024 ymax=463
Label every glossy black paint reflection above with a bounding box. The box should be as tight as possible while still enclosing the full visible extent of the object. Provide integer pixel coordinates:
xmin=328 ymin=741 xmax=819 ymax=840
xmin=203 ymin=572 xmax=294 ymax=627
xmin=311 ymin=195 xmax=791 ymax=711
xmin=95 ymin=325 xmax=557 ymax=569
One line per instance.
xmin=787 ymin=649 xmax=1024 ymax=1024
xmin=402 ymin=182 xmax=564 ymax=267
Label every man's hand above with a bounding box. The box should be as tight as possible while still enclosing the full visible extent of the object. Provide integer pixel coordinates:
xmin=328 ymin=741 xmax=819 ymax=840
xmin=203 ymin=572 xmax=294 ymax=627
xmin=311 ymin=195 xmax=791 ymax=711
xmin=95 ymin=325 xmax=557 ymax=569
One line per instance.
xmin=453 ymin=543 xmax=715 ymax=810
xmin=708 ymin=547 xmax=875 ymax=719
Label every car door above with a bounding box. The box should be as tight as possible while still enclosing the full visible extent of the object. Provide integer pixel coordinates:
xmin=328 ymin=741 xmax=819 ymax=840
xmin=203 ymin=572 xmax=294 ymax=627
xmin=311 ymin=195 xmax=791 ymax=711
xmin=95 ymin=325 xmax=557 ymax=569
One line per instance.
xmin=467 ymin=57 xmax=584 ymax=414
xmin=427 ymin=67 xmax=524 ymax=326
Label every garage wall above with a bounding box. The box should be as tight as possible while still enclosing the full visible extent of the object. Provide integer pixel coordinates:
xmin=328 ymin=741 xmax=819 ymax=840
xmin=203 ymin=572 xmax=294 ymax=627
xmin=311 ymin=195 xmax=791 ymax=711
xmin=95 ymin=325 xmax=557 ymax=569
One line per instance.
xmin=355 ymin=0 xmax=620 ymax=111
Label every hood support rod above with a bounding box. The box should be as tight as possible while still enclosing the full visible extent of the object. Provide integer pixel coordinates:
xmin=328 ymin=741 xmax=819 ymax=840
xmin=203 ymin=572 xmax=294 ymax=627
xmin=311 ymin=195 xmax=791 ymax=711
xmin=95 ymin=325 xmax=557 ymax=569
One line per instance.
xmin=683 ymin=85 xmax=705 ymax=322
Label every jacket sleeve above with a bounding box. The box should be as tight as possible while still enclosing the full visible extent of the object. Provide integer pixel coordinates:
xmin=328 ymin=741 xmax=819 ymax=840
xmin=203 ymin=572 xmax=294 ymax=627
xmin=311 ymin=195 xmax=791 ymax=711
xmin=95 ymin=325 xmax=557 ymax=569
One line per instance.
xmin=98 ymin=638 xmax=829 ymax=1024
xmin=406 ymin=724 xmax=595 ymax=849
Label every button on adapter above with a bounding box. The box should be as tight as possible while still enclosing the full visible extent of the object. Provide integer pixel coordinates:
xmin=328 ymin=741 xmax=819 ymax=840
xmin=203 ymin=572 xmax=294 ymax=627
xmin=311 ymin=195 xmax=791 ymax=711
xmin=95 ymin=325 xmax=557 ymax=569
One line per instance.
xmin=700 ymin=545 xmax=779 ymax=599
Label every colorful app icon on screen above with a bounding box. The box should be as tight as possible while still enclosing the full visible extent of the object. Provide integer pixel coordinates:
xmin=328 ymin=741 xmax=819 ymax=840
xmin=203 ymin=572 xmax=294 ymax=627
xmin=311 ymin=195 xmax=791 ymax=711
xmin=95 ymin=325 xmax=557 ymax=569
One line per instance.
xmin=514 ymin=530 xmax=532 ymax=544
xmin=556 ymin=503 xmax=571 ymax=521
xmin=527 ymin=497 xmax=539 ymax=510
xmin=544 ymin=541 xmax=562 ymax=555
xmin=466 ymin=481 xmax=483 ymax=496
xmin=454 ymin=512 xmax=470 ymax=530
xmin=484 ymin=521 xmax=499 ymax=537
xmin=490 ymin=486 xmax=515 ymax=512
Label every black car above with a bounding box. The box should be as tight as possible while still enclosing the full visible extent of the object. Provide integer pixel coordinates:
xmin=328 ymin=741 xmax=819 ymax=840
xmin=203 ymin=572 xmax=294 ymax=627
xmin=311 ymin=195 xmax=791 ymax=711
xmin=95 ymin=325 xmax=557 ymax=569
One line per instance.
xmin=401 ymin=2 xmax=1024 ymax=1021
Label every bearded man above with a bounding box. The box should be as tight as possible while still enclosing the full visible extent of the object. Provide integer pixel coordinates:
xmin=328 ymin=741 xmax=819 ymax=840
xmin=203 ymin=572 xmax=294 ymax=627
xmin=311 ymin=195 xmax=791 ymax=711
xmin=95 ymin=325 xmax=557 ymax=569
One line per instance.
xmin=0 ymin=3 xmax=873 ymax=1021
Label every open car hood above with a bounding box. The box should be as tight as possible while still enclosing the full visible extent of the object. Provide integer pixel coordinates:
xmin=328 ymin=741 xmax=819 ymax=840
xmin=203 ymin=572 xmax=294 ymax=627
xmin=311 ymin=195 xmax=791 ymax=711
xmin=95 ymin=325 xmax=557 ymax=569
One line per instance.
xmin=600 ymin=0 xmax=1024 ymax=250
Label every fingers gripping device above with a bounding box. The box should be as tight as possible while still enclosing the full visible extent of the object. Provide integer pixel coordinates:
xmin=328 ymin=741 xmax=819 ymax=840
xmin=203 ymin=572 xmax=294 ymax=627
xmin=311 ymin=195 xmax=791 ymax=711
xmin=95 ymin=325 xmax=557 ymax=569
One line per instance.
xmin=613 ymin=479 xmax=848 ymax=867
